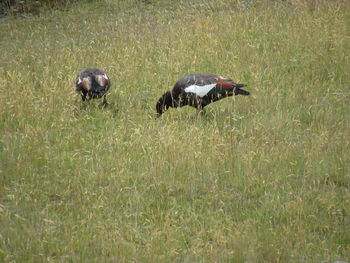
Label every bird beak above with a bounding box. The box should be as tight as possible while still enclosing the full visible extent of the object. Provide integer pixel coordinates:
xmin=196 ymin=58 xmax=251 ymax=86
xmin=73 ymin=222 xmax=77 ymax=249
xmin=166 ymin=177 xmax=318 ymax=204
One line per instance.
xmin=155 ymin=113 xmax=162 ymax=119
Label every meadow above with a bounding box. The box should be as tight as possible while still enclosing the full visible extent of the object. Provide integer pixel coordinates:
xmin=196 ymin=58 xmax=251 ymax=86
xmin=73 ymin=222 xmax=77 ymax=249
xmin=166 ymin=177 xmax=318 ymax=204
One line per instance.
xmin=0 ymin=0 xmax=349 ymax=262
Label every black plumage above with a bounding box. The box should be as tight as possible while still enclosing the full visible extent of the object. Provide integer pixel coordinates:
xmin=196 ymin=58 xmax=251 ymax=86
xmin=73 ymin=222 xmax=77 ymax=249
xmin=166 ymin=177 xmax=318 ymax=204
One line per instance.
xmin=76 ymin=68 xmax=111 ymax=105
xmin=156 ymin=74 xmax=249 ymax=118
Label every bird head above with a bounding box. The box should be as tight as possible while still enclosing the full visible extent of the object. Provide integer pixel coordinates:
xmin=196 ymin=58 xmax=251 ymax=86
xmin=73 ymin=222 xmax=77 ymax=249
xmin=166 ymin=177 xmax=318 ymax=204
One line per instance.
xmin=155 ymin=91 xmax=173 ymax=118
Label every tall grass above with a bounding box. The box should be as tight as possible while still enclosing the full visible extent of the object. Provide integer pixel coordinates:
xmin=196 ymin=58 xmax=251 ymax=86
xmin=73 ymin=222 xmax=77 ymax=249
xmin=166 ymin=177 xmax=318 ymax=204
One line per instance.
xmin=0 ymin=0 xmax=349 ymax=262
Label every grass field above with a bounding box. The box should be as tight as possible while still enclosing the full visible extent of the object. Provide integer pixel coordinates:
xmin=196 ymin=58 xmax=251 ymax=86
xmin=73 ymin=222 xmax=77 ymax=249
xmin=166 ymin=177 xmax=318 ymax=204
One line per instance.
xmin=0 ymin=0 xmax=349 ymax=262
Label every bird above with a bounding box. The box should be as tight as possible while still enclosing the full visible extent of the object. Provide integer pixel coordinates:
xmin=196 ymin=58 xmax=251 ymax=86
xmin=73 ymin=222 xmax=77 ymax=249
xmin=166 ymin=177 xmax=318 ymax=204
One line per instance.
xmin=155 ymin=74 xmax=249 ymax=118
xmin=76 ymin=68 xmax=111 ymax=105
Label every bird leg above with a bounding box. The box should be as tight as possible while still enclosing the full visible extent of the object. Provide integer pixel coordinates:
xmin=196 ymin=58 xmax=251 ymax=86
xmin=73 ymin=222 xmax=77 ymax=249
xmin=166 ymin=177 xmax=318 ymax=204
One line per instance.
xmin=196 ymin=106 xmax=205 ymax=117
xmin=101 ymin=95 xmax=108 ymax=107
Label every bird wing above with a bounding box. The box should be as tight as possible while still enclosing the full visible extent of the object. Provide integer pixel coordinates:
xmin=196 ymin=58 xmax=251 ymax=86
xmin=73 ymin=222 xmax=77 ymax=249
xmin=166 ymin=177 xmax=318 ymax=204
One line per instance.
xmin=96 ymin=73 xmax=109 ymax=87
xmin=215 ymin=76 xmax=237 ymax=88
xmin=207 ymin=76 xmax=246 ymax=96
xmin=183 ymin=76 xmax=238 ymax=97
xmin=184 ymin=83 xmax=217 ymax=97
xmin=76 ymin=76 xmax=91 ymax=91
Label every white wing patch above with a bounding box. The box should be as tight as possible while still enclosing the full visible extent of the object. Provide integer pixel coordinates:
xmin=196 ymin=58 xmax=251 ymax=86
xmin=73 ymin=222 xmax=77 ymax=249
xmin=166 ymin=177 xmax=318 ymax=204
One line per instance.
xmin=77 ymin=77 xmax=82 ymax=85
xmin=103 ymin=73 xmax=109 ymax=80
xmin=184 ymin=83 xmax=216 ymax=97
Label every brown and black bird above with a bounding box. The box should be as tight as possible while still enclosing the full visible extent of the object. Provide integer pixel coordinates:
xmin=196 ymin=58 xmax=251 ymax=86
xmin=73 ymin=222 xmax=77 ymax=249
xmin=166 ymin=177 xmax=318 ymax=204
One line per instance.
xmin=76 ymin=68 xmax=111 ymax=105
xmin=156 ymin=74 xmax=249 ymax=118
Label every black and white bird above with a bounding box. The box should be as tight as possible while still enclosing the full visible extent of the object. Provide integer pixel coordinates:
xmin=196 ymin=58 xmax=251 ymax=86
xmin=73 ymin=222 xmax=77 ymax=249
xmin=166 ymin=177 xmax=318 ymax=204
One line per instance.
xmin=76 ymin=68 xmax=111 ymax=105
xmin=155 ymin=74 xmax=249 ymax=118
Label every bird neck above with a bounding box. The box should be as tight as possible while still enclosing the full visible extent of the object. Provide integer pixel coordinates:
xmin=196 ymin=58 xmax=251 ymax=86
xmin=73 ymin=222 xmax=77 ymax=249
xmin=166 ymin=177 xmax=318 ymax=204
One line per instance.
xmin=156 ymin=91 xmax=175 ymax=116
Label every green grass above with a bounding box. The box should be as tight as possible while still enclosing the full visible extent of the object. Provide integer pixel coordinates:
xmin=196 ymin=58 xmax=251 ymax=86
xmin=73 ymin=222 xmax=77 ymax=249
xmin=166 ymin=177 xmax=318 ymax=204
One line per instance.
xmin=0 ymin=0 xmax=349 ymax=262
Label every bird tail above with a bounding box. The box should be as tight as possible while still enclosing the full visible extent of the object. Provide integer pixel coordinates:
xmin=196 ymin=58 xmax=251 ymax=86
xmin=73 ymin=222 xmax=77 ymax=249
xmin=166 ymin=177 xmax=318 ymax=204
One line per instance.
xmin=235 ymin=83 xmax=247 ymax=88
xmin=235 ymin=83 xmax=250 ymax=96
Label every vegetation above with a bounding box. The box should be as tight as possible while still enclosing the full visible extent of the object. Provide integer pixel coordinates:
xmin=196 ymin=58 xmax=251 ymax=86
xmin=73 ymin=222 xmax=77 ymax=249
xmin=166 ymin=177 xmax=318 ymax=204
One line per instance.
xmin=0 ymin=0 xmax=86 ymax=15
xmin=0 ymin=0 xmax=349 ymax=262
